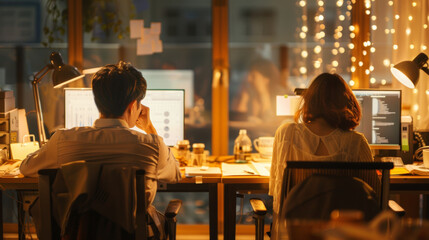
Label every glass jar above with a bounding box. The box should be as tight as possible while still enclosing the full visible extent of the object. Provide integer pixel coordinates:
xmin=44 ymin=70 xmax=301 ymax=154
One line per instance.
xmin=176 ymin=140 xmax=191 ymax=167
xmin=192 ymin=143 xmax=206 ymax=167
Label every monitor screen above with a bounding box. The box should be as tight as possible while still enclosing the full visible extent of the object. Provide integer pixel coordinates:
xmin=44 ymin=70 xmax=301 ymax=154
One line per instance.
xmin=64 ymin=88 xmax=185 ymax=146
xmin=352 ymin=89 xmax=401 ymax=150
xmin=139 ymin=69 xmax=194 ymax=108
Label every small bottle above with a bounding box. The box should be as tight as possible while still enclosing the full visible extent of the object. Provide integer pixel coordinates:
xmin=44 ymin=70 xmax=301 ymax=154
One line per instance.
xmin=192 ymin=143 xmax=206 ymax=167
xmin=176 ymin=140 xmax=191 ymax=167
xmin=234 ymin=129 xmax=252 ymax=162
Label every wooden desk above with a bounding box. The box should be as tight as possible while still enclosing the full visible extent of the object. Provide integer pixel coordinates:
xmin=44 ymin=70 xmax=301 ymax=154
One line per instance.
xmin=0 ymin=175 xmax=221 ymax=240
xmin=0 ymin=176 xmax=38 ymax=240
xmin=160 ymin=175 xmax=221 ymax=240
xmin=2 ymin=173 xmax=429 ymax=240
xmin=222 ymin=174 xmax=429 ymax=240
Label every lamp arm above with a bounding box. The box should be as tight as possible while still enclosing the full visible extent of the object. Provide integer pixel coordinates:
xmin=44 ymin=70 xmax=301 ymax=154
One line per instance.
xmin=422 ymin=63 xmax=429 ymax=76
xmin=33 ymin=64 xmax=54 ymax=85
xmin=32 ymin=64 xmax=53 ymax=146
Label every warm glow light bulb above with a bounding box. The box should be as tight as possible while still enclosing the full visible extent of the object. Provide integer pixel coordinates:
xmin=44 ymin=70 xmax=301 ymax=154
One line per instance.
xmin=299 ymin=0 xmax=306 ymax=7
xmin=339 ymin=47 xmax=345 ymax=53
xmin=349 ymin=25 xmax=355 ymax=31
xmin=349 ymin=80 xmax=355 ymax=86
xmin=383 ymin=59 xmax=390 ymax=67
xmin=302 ymin=26 xmax=308 ymax=32
xmin=395 ymin=15 xmax=400 ymax=19
xmin=314 ymin=45 xmax=322 ymax=54
xmin=388 ymin=1 xmax=393 ymax=6
xmin=381 ymin=79 xmax=387 ymax=85
xmin=339 ymin=15 xmax=345 ymax=21
xmin=370 ymin=78 xmax=376 ymax=84
xmin=299 ymin=67 xmax=307 ymax=74
xmin=351 ymin=66 xmax=356 ymax=72
xmin=372 ymin=25 xmax=377 ymax=30
xmin=410 ymin=44 xmax=415 ymax=49
xmin=332 ymin=60 xmax=339 ymax=67
xmin=301 ymin=50 xmax=308 ymax=58
xmin=358 ymin=61 xmax=363 ymax=67
xmin=412 ymin=2 xmax=417 ymax=7
xmin=393 ymin=44 xmax=398 ymax=50
xmin=408 ymin=16 xmax=413 ymax=21
xmin=406 ymin=28 xmax=411 ymax=35
xmin=370 ymin=47 xmax=375 ymax=53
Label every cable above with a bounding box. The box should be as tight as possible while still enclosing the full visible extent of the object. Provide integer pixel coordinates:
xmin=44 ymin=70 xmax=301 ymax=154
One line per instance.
xmin=414 ymin=146 xmax=429 ymax=161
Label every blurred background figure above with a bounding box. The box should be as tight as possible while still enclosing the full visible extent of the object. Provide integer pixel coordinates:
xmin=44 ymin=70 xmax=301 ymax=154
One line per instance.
xmin=232 ymin=58 xmax=293 ymax=123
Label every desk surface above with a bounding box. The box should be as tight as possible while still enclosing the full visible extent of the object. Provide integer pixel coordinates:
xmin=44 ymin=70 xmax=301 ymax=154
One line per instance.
xmin=1 ymin=169 xmax=429 ymax=186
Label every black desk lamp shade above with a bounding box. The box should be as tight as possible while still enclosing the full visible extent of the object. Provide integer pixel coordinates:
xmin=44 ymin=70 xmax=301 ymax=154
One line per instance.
xmin=391 ymin=53 xmax=429 ymax=89
xmin=32 ymin=52 xmax=84 ymax=145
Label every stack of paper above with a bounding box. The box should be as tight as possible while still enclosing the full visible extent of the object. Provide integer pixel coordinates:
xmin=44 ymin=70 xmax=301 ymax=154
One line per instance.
xmin=404 ymin=164 xmax=429 ymax=175
xmin=185 ymin=167 xmax=221 ymax=177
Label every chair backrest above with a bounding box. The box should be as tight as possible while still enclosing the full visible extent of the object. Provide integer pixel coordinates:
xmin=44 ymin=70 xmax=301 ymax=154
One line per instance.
xmin=38 ymin=161 xmax=148 ymax=240
xmin=279 ymin=161 xmax=393 ymax=221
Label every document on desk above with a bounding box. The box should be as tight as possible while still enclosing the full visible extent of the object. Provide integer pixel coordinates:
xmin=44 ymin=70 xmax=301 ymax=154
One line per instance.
xmin=185 ymin=167 xmax=222 ymax=177
xmin=251 ymin=162 xmax=271 ymax=176
xmin=404 ymin=164 xmax=429 ymax=175
xmin=221 ymin=162 xmax=259 ymax=176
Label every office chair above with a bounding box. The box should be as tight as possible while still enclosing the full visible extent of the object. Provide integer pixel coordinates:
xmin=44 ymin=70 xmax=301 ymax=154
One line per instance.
xmin=37 ymin=161 xmax=182 ymax=240
xmin=250 ymin=161 xmax=404 ymax=240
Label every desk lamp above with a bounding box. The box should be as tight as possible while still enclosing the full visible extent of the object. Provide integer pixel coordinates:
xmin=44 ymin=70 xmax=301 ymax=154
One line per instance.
xmin=391 ymin=53 xmax=429 ymax=88
xmin=32 ymin=52 xmax=84 ymax=145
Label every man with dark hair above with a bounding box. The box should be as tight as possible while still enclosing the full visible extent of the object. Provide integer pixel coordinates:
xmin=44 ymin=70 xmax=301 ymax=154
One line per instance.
xmin=20 ymin=61 xmax=181 ymax=238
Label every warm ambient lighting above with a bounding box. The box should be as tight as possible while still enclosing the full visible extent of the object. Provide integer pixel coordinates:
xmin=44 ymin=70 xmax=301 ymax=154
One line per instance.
xmin=32 ymin=52 xmax=84 ymax=145
xmin=391 ymin=53 xmax=429 ymax=88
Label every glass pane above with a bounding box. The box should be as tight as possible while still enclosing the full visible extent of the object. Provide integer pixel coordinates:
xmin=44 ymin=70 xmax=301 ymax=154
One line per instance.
xmin=81 ymin=0 xmax=212 ymax=226
xmin=229 ymin=0 xmax=353 ymax=154
xmin=82 ymin=0 xmax=213 ymax=152
xmin=0 ymin=0 xmax=70 ymax=141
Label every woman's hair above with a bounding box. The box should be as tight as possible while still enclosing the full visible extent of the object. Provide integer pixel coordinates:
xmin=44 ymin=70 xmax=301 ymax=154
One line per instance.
xmin=92 ymin=61 xmax=147 ymax=118
xmin=294 ymin=73 xmax=361 ymax=130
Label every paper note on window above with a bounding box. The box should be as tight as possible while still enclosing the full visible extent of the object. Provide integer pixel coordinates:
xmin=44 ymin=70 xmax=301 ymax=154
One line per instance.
xmin=130 ymin=20 xmax=143 ymax=39
xmin=276 ymin=95 xmax=301 ymax=116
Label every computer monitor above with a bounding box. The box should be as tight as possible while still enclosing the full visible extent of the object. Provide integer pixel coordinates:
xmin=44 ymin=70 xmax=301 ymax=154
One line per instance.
xmin=352 ymin=89 xmax=401 ymax=150
xmin=139 ymin=69 xmax=194 ymax=108
xmin=64 ymin=88 xmax=185 ymax=146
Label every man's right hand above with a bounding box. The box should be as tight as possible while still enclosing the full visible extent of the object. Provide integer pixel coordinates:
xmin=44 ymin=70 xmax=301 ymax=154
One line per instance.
xmin=136 ymin=104 xmax=158 ymax=135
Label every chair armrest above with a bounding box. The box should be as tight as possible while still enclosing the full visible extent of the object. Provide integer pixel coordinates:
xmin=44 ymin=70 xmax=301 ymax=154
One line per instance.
xmin=388 ymin=200 xmax=405 ymax=217
xmin=250 ymin=198 xmax=267 ymax=215
xmin=165 ymin=199 xmax=182 ymax=218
